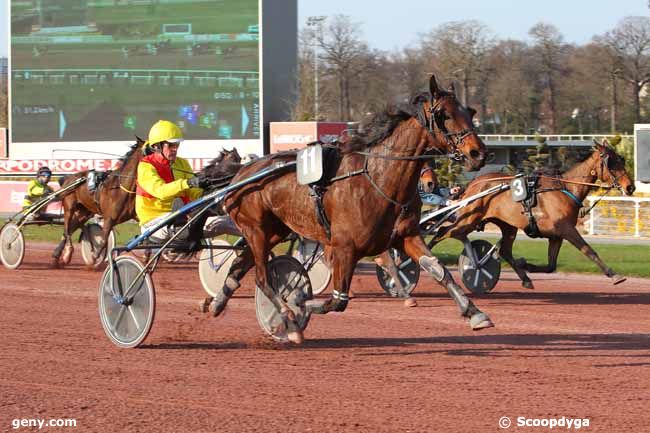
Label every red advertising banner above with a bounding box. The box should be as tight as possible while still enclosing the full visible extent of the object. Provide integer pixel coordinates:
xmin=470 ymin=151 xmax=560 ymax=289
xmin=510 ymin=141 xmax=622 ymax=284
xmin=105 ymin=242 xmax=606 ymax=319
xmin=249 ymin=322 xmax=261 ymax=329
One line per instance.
xmin=270 ymin=122 xmax=348 ymax=153
xmin=0 ymin=158 xmax=217 ymax=175
xmin=0 ymin=181 xmax=63 ymax=214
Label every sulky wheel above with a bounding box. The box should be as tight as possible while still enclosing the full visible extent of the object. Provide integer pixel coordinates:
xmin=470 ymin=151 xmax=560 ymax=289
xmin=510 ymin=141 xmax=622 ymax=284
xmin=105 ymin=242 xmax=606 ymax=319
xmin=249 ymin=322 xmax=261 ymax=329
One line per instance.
xmin=80 ymin=223 xmax=116 ymax=266
xmin=198 ymin=238 xmax=238 ymax=297
xmin=292 ymin=239 xmax=331 ymax=295
xmin=375 ymin=248 xmax=420 ymax=297
xmin=458 ymin=239 xmax=501 ymax=294
xmin=255 ymin=255 xmax=313 ymax=343
xmin=98 ymin=256 xmax=155 ymax=348
xmin=0 ymin=223 xmax=25 ymax=270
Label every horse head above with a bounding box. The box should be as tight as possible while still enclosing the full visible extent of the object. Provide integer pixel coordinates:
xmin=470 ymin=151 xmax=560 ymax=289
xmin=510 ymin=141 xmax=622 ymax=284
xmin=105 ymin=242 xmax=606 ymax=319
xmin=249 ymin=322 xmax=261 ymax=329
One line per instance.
xmin=592 ymin=139 xmax=635 ymax=196
xmin=420 ymin=75 xmax=486 ymax=171
xmin=419 ymin=165 xmax=437 ymax=193
xmin=220 ymin=147 xmax=242 ymax=164
xmin=200 ymin=148 xmax=244 ymax=191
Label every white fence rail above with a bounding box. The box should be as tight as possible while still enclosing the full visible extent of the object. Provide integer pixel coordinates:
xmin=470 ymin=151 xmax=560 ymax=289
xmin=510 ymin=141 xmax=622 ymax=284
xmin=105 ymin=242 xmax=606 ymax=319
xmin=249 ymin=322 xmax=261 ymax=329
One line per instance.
xmin=584 ymin=196 xmax=650 ymax=237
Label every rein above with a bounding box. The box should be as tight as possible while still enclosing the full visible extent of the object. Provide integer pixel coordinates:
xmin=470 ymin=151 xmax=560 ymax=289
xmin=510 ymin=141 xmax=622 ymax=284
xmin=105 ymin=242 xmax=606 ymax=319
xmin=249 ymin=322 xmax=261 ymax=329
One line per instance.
xmin=473 ymin=174 xmax=615 ymax=190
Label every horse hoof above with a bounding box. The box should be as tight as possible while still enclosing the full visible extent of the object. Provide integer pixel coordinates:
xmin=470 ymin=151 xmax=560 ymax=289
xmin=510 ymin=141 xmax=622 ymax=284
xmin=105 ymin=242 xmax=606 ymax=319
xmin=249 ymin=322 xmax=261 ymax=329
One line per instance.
xmin=198 ymin=297 xmax=212 ymax=313
xmin=612 ymin=274 xmax=626 ymax=285
xmin=469 ymin=312 xmax=494 ymax=330
xmin=403 ymin=297 xmax=418 ymax=307
xmin=51 ymin=259 xmax=61 ymax=269
xmin=209 ymin=298 xmax=228 ymax=317
xmin=287 ymin=330 xmax=304 ymax=345
xmin=522 ymin=280 xmax=534 ymax=290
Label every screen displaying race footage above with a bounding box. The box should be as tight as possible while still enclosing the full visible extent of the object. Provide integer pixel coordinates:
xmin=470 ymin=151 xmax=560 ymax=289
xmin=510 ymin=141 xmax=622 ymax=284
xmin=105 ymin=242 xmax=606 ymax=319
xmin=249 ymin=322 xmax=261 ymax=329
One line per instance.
xmin=11 ymin=0 xmax=260 ymax=142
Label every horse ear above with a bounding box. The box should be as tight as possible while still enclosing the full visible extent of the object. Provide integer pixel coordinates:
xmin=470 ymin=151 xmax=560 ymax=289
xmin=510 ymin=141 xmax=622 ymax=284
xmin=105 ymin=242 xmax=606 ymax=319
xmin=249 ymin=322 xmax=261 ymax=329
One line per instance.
xmin=592 ymin=138 xmax=602 ymax=151
xmin=135 ymin=135 xmax=144 ymax=144
xmin=601 ymin=138 xmax=610 ymax=148
xmin=429 ymin=74 xmax=441 ymax=99
xmin=467 ymin=107 xmax=477 ymax=118
xmin=447 ymin=81 xmax=456 ymax=94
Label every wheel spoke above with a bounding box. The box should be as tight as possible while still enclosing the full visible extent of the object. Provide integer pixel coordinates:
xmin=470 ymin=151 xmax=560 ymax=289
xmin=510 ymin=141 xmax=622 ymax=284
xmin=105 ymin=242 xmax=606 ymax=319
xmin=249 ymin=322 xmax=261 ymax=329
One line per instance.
xmin=127 ymin=305 xmax=141 ymax=331
xmin=473 ymin=269 xmax=480 ymax=287
xmin=110 ymin=305 xmax=127 ymax=333
xmin=480 ymin=268 xmax=493 ymax=280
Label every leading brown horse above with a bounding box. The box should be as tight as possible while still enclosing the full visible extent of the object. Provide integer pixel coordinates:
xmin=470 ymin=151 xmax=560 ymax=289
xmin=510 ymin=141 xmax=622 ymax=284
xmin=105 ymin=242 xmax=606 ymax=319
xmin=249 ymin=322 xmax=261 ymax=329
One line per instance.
xmin=211 ymin=75 xmax=491 ymax=343
xmin=434 ymin=140 xmax=635 ymax=289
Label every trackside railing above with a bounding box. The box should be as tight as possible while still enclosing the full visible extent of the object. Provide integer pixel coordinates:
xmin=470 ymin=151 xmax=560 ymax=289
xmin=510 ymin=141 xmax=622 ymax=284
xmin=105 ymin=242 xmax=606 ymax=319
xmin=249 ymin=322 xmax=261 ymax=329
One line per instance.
xmin=584 ymin=196 xmax=650 ymax=238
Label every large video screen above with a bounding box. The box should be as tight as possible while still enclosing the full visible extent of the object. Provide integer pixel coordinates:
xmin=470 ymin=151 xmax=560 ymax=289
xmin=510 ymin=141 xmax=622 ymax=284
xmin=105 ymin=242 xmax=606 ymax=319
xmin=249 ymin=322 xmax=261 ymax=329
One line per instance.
xmin=11 ymin=0 xmax=260 ymax=143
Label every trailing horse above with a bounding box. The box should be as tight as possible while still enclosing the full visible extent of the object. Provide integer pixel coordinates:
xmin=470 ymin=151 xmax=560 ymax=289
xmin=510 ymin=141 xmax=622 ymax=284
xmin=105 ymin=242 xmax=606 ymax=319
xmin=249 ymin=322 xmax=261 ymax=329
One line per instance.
xmin=53 ymin=138 xmax=146 ymax=268
xmin=210 ymin=75 xmax=492 ymax=344
xmin=434 ymin=140 xmax=635 ymax=289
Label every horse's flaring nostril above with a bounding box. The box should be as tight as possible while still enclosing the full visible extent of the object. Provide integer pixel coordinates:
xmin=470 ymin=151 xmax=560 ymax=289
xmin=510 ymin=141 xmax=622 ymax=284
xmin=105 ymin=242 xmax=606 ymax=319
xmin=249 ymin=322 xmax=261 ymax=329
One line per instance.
xmin=470 ymin=150 xmax=480 ymax=159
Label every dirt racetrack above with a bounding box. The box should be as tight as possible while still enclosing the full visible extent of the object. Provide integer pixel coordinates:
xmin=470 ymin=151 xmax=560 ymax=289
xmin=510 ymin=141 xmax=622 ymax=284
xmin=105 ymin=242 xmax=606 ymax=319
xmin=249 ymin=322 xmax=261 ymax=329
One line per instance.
xmin=1 ymin=243 xmax=650 ymax=432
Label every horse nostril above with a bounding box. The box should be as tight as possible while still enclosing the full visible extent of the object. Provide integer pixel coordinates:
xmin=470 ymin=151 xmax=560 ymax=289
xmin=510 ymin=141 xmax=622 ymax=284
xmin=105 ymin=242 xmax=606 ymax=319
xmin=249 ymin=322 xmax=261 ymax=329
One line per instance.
xmin=627 ymin=185 xmax=636 ymax=195
xmin=470 ymin=150 xmax=480 ymax=159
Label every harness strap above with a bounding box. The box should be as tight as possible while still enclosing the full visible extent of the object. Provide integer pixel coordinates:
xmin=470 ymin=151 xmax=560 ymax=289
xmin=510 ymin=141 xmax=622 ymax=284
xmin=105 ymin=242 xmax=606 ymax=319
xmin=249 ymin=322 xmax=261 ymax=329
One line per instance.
xmin=308 ymin=184 xmax=332 ymax=240
xmin=120 ymin=184 xmax=137 ymax=194
xmin=560 ymin=189 xmax=583 ymax=207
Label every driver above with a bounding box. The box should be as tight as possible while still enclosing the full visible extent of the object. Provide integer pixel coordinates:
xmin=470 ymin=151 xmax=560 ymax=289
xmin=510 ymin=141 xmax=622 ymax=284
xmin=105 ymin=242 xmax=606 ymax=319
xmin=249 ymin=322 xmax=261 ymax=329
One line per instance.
xmin=136 ymin=120 xmax=210 ymax=241
xmin=23 ymin=166 xmax=56 ymax=220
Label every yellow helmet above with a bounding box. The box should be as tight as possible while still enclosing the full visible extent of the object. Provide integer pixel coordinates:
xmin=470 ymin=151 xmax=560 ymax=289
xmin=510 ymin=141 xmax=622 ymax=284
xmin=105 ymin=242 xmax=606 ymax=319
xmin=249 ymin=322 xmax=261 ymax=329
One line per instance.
xmin=146 ymin=120 xmax=183 ymax=147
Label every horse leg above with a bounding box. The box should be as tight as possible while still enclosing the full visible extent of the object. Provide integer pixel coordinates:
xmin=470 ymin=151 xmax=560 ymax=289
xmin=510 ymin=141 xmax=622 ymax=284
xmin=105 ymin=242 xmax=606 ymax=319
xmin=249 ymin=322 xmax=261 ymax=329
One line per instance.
xmin=561 ymin=227 xmax=625 ymax=284
xmin=246 ymin=229 xmax=304 ymax=344
xmin=53 ymin=208 xmax=76 ymax=267
xmin=208 ymin=232 xmax=288 ymax=316
xmin=306 ymin=245 xmax=357 ymax=315
xmin=402 ymin=235 xmax=494 ymax=330
xmin=206 ymin=244 xmax=254 ymax=315
xmin=494 ymin=223 xmax=534 ymax=289
xmin=520 ymin=237 xmax=563 ymax=274
xmin=92 ymin=219 xmax=114 ymax=268
xmin=373 ymin=250 xmax=415 ymax=305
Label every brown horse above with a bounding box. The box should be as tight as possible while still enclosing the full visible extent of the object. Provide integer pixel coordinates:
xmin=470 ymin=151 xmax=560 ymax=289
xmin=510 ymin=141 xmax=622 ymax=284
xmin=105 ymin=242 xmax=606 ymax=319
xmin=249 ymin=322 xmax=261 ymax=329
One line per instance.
xmin=419 ymin=165 xmax=437 ymax=193
xmin=210 ymin=75 xmax=492 ymax=343
xmin=53 ymin=138 xmax=146 ymax=268
xmin=434 ymin=140 xmax=635 ymax=289
xmin=55 ymin=144 xmax=244 ymax=268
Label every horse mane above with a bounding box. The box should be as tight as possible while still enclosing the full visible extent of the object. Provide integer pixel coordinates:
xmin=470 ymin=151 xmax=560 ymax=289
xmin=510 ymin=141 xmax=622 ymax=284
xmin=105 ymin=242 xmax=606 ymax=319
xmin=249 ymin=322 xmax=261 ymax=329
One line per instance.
xmin=116 ymin=142 xmax=139 ymax=170
xmin=341 ymin=92 xmax=431 ymax=153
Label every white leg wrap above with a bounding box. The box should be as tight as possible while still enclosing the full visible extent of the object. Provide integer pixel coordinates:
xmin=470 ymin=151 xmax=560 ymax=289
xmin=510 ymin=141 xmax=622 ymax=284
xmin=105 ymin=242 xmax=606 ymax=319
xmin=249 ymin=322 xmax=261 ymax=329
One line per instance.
xmin=419 ymin=256 xmax=446 ymax=282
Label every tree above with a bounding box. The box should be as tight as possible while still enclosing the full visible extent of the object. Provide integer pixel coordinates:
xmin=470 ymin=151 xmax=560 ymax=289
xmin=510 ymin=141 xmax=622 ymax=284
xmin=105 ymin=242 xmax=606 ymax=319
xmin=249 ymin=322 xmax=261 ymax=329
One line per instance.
xmin=313 ymin=15 xmax=373 ymax=121
xmin=486 ymin=40 xmax=535 ymax=133
xmin=598 ymin=16 xmax=650 ymax=124
xmin=420 ymin=20 xmax=493 ymax=113
xmin=434 ymin=158 xmax=464 ymax=187
xmin=528 ymin=23 xmax=568 ymax=133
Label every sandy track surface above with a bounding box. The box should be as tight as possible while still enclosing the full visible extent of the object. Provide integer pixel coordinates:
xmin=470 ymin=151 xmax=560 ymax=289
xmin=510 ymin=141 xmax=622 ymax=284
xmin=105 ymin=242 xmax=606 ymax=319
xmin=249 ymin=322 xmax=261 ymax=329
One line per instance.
xmin=1 ymin=244 xmax=649 ymax=432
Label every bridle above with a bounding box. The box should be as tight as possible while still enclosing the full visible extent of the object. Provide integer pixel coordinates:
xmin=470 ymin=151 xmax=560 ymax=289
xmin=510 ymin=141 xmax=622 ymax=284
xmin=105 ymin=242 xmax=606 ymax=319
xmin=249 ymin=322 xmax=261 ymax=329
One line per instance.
xmin=598 ymin=150 xmax=624 ymax=190
xmin=427 ymin=96 xmax=478 ymax=162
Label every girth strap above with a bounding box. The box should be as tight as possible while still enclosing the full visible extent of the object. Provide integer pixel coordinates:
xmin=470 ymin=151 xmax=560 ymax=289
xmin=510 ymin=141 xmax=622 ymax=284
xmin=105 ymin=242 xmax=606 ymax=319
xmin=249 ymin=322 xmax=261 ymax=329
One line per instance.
xmin=308 ymin=184 xmax=332 ymax=240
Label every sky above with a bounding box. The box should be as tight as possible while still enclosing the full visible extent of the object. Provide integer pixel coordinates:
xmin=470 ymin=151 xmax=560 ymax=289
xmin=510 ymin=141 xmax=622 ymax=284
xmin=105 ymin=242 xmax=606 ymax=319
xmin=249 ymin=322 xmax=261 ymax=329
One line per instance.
xmin=299 ymin=0 xmax=649 ymax=51
xmin=0 ymin=0 xmax=647 ymax=57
